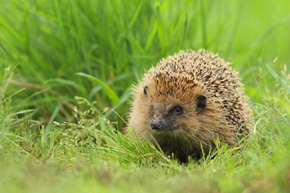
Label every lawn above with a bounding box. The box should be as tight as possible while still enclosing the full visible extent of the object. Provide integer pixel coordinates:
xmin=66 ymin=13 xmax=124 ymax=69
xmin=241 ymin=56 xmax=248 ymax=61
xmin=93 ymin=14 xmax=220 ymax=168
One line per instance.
xmin=0 ymin=0 xmax=290 ymax=192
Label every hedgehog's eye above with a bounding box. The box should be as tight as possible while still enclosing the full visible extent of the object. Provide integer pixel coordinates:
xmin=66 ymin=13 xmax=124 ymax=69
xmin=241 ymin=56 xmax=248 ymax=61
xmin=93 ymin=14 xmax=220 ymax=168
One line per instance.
xmin=143 ymin=86 xmax=148 ymax=96
xmin=173 ymin=106 xmax=183 ymax=115
xmin=196 ymin=95 xmax=207 ymax=113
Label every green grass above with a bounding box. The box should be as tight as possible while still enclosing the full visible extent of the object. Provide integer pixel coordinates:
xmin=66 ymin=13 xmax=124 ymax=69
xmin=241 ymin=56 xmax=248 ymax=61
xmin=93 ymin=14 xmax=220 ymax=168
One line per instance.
xmin=0 ymin=0 xmax=290 ymax=192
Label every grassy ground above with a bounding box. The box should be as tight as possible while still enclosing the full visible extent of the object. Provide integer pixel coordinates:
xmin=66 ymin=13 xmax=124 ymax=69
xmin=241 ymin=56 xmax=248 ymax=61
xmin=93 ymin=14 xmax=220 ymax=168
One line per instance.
xmin=0 ymin=0 xmax=290 ymax=192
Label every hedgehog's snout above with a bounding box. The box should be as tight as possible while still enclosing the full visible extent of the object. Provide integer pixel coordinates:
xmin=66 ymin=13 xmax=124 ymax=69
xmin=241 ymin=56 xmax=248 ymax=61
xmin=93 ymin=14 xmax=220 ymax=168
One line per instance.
xmin=151 ymin=117 xmax=165 ymax=130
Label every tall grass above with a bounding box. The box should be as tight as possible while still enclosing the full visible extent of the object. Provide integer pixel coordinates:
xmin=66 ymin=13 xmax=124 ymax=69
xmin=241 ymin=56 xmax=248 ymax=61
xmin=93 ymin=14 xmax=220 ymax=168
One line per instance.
xmin=1 ymin=0 xmax=289 ymax=123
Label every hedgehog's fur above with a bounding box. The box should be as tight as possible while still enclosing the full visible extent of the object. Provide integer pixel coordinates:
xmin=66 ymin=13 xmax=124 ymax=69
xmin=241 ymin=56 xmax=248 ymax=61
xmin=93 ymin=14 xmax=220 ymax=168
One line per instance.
xmin=127 ymin=50 xmax=252 ymax=162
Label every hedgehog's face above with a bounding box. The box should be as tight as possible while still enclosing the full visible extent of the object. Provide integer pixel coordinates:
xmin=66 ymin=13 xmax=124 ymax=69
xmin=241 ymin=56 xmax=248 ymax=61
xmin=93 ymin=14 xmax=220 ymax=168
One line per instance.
xmin=141 ymin=82 xmax=207 ymax=133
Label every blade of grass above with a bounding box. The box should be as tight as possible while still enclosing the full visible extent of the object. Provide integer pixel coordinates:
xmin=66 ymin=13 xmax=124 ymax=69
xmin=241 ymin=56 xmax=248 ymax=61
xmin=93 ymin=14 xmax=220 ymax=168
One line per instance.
xmin=76 ymin=72 xmax=120 ymax=105
xmin=266 ymin=64 xmax=290 ymax=93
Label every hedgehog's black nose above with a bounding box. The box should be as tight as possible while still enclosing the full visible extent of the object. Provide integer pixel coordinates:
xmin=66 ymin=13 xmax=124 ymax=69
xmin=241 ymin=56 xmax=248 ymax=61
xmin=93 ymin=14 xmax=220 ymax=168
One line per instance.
xmin=151 ymin=118 xmax=165 ymax=130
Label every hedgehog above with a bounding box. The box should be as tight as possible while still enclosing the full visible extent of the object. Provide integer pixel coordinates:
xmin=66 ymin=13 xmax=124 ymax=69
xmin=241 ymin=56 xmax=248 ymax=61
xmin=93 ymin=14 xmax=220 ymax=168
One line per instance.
xmin=126 ymin=49 xmax=252 ymax=162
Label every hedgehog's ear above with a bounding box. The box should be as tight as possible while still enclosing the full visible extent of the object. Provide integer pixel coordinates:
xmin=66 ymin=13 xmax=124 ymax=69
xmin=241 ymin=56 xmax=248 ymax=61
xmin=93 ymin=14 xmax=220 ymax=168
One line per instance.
xmin=143 ymin=86 xmax=148 ymax=97
xmin=195 ymin=95 xmax=207 ymax=113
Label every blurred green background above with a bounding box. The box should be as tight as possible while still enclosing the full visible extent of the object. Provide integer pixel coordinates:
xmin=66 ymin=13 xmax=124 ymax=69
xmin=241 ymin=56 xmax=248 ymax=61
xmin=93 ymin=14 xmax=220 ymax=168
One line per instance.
xmin=0 ymin=0 xmax=290 ymax=124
